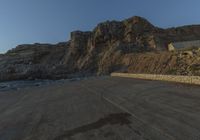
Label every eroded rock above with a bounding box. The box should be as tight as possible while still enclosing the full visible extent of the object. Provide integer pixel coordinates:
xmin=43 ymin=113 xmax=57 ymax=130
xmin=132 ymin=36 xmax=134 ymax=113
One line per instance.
xmin=1 ymin=16 xmax=200 ymax=81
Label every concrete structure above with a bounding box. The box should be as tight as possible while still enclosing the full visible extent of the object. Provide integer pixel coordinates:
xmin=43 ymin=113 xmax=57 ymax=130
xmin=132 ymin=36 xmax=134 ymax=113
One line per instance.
xmin=167 ymin=40 xmax=200 ymax=51
xmin=111 ymin=73 xmax=200 ymax=85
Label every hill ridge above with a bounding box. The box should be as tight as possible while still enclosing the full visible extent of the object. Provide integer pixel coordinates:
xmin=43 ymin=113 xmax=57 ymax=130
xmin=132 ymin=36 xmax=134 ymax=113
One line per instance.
xmin=1 ymin=16 xmax=200 ymax=81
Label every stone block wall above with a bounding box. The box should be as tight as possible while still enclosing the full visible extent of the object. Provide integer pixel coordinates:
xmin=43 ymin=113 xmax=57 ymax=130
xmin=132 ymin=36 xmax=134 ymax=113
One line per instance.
xmin=111 ymin=73 xmax=200 ymax=85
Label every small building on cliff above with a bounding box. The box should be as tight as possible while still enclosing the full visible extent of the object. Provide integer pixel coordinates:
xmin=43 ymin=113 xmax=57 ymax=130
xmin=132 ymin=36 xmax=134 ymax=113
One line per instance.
xmin=167 ymin=40 xmax=200 ymax=51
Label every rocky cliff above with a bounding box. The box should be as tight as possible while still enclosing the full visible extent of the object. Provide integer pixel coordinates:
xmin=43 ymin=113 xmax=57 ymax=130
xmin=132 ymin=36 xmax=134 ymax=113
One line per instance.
xmin=1 ymin=16 xmax=200 ymax=81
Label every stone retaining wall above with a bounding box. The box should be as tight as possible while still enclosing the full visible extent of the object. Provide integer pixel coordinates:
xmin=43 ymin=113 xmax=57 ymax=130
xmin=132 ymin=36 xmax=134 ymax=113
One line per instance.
xmin=111 ymin=73 xmax=200 ymax=85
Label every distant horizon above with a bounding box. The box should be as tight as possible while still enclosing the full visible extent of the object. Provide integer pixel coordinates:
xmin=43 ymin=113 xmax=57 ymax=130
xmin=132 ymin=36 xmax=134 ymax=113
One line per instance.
xmin=1 ymin=0 xmax=200 ymax=53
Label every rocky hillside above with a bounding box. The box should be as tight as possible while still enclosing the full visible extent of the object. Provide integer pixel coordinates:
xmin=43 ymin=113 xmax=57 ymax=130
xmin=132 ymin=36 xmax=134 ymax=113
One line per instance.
xmin=1 ymin=16 xmax=200 ymax=81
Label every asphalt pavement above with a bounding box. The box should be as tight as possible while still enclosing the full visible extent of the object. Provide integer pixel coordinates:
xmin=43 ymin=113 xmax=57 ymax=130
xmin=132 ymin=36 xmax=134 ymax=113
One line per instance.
xmin=0 ymin=76 xmax=200 ymax=140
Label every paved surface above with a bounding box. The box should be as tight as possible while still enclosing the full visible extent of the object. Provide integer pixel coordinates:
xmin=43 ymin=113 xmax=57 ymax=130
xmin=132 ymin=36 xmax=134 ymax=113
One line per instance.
xmin=0 ymin=77 xmax=200 ymax=140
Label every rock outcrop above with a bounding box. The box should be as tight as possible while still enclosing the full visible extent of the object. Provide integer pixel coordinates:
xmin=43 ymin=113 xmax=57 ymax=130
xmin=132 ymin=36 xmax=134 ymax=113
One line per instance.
xmin=1 ymin=16 xmax=200 ymax=81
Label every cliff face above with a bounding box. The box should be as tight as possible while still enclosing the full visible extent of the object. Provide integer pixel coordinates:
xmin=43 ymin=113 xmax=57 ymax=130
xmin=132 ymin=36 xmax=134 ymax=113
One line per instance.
xmin=1 ymin=16 xmax=200 ymax=81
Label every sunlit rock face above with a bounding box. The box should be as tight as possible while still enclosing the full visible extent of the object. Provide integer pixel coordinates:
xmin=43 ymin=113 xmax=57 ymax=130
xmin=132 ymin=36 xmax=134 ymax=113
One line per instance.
xmin=1 ymin=16 xmax=200 ymax=81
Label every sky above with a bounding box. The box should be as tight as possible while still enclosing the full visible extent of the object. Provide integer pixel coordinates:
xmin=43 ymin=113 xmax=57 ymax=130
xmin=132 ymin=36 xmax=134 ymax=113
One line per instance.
xmin=0 ymin=0 xmax=200 ymax=53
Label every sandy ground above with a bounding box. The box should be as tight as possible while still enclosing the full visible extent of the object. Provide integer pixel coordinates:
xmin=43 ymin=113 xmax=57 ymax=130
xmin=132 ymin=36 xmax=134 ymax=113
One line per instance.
xmin=0 ymin=76 xmax=200 ymax=140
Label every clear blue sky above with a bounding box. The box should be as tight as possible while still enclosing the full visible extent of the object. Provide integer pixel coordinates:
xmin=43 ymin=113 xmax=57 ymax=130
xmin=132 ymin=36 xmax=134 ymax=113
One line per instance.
xmin=0 ymin=0 xmax=200 ymax=53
